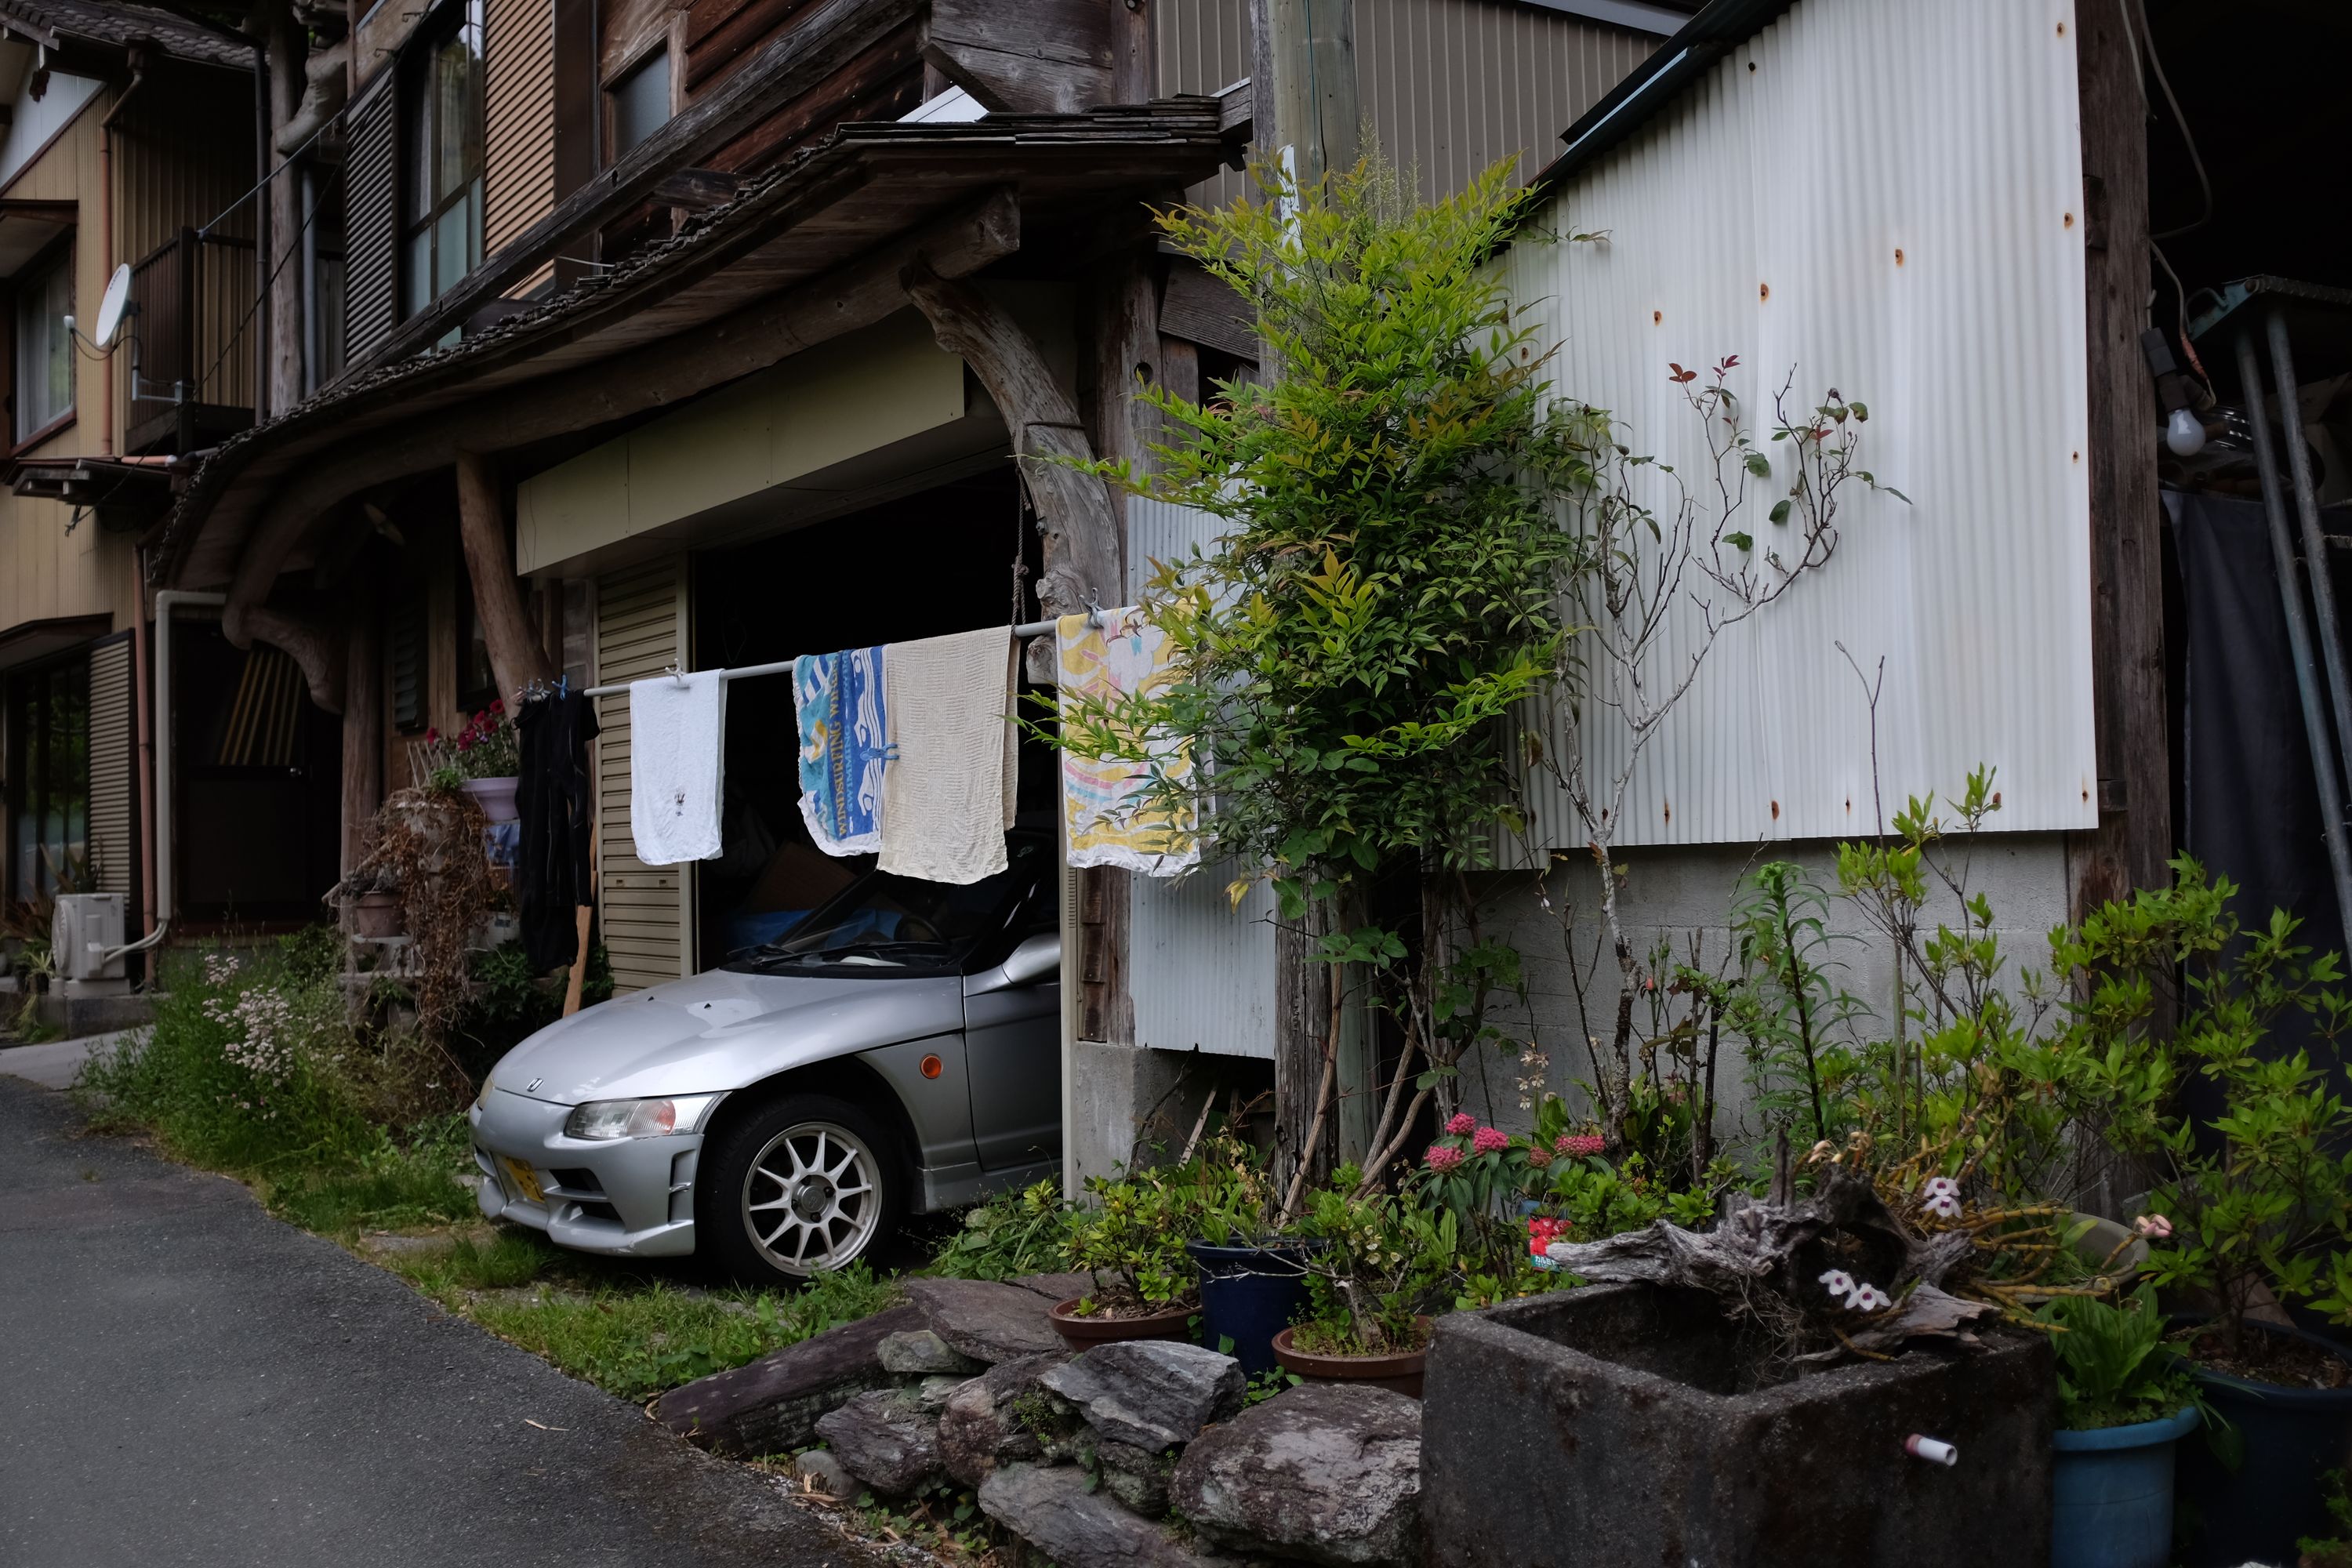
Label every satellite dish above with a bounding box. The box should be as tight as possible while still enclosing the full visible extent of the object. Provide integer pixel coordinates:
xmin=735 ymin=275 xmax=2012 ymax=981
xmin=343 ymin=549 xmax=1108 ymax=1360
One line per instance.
xmin=92 ymin=263 xmax=132 ymax=348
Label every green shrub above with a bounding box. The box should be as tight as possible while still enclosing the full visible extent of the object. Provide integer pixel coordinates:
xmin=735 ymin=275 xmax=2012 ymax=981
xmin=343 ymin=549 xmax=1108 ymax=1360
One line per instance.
xmin=2037 ymin=1284 xmax=2198 ymax=1432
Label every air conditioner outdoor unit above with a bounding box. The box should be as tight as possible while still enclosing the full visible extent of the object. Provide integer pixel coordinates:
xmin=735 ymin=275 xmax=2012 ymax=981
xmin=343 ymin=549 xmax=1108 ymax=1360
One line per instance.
xmin=52 ymin=893 xmax=127 ymax=982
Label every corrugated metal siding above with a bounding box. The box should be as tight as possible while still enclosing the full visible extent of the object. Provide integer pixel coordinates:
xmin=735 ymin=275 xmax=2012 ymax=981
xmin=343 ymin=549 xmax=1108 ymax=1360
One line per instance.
xmin=485 ymin=0 xmax=557 ymax=294
xmin=1357 ymin=0 xmax=1655 ymax=202
xmin=343 ymin=75 xmax=400 ymax=368
xmin=86 ymin=636 xmax=136 ymax=903
xmin=1125 ymin=496 xmax=1274 ymax=1058
xmin=1156 ymin=0 xmax=1661 ymax=207
xmin=594 ymin=557 xmax=692 ymax=990
xmin=1499 ymin=0 xmax=2095 ymax=848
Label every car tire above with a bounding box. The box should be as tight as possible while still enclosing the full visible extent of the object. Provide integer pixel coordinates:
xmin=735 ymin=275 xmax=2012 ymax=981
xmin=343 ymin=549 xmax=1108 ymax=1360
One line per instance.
xmin=697 ymin=1091 xmax=901 ymax=1284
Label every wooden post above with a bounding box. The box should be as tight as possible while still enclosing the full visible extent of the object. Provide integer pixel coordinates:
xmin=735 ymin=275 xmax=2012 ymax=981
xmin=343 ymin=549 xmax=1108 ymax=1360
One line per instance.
xmin=454 ymin=448 xmax=557 ymax=706
xmin=2069 ymin=0 xmax=2169 ymax=920
xmin=341 ymin=583 xmax=383 ymax=877
xmin=1254 ymin=0 xmax=1368 ymax=1181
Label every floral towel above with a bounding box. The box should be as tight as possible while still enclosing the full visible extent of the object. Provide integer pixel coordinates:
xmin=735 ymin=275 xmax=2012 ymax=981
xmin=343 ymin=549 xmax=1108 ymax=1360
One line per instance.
xmin=793 ymin=645 xmax=889 ymax=856
xmin=1055 ymin=608 xmax=1198 ymax=877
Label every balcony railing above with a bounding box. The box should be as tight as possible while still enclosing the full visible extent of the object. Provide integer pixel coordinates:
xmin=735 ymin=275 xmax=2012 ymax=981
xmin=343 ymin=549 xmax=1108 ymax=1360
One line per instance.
xmin=125 ymin=228 xmax=259 ymax=455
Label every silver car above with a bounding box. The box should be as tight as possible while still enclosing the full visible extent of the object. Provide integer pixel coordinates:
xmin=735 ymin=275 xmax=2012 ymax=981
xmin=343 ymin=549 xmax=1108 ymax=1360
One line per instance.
xmin=469 ymin=833 xmax=1061 ymax=1281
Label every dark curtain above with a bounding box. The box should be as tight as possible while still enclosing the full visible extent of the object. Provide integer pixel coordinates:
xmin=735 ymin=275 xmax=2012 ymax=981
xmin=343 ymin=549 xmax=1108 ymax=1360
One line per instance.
xmin=515 ymin=690 xmax=599 ymax=971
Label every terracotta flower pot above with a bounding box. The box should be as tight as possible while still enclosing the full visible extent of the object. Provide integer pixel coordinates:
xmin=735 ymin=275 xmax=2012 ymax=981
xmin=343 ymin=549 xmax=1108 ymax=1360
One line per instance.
xmin=1049 ymin=1297 xmax=1196 ymax=1352
xmin=349 ymin=891 xmax=401 ymax=939
xmin=1272 ymin=1318 xmax=1432 ymax=1399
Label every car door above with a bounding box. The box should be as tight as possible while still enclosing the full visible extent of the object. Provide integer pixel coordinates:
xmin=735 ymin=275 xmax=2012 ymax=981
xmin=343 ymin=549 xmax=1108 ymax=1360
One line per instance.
xmin=962 ymin=924 xmax=1062 ymax=1171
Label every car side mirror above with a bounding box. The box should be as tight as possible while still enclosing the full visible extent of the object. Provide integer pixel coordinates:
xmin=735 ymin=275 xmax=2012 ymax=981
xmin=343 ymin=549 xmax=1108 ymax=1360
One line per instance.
xmin=998 ymin=931 xmax=1060 ymax=989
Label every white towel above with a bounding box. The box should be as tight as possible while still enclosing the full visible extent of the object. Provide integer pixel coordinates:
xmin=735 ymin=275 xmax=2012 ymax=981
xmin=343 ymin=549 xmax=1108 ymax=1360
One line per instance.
xmin=880 ymin=626 xmax=1018 ymax=885
xmin=628 ymin=670 xmax=727 ymax=866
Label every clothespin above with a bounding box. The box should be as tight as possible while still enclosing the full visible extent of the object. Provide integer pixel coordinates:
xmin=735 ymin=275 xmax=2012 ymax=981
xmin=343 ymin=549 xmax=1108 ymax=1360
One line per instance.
xmin=1085 ymin=598 xmax=1105 ymax=630
xmin=665 ymin=662 xmax=688 ymax=687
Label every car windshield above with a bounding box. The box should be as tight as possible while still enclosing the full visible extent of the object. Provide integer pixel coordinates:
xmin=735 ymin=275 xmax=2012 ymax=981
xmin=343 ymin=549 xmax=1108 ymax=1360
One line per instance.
xmin=733 ymin=836 xmax=1048 ymax=973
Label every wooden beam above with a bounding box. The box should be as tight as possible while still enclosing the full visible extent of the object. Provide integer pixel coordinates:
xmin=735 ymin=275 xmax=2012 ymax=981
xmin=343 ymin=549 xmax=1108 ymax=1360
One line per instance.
xmin=2068 ymin=0 xmax=2169 ymax=919
xmin=924 ymin=0 xmax=1112 ymax=114
xmin=455 ymin=450 xmax=557 ymax=704
xmin=221 ymin=190 xmax=1019 ymax=648
xmin=243 ymin=605 xmax=347 ymax=715
xmin=902 ymin=255 xmax=1123 ymax=622
xmin=341 ymin=584 xmax=383 ymax=878
xmin=365 ymin=0 xmax=924 ymax=370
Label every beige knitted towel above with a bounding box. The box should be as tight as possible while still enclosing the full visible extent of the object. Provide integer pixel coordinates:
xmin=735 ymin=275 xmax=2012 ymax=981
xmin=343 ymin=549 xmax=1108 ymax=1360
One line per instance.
xmin=878 ymin=625 xmax=1018 ymax=884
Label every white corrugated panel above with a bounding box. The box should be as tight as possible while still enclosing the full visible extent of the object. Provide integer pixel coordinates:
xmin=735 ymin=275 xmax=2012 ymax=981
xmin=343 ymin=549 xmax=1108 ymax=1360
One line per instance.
xmin=1123 ymin=495 xmax=1276 ymax=1059
xmin=1501 ymin=0 xmax=2095 ymax=848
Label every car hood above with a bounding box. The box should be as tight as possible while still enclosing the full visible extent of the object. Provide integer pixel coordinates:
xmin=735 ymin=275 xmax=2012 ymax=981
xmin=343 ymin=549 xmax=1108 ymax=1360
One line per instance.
xmin=487 ymin=965 xmax=965 ymax=1106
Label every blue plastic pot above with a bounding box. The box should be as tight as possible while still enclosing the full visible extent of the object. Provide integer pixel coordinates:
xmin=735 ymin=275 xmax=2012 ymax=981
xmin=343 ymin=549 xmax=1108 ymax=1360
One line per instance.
xmin=1188 ymin=1240 xmax=1312 ymax=1377
xmin=2049 ymin=1405 xmax=2198 ymax=1568
xmin=2176 ymin=1320 xmax=2352 ymax=1566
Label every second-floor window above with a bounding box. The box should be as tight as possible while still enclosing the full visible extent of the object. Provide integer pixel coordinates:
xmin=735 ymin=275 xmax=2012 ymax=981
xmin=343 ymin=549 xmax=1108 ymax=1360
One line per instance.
xmin=608 ymin=46 xmax=671 ymax=162
xmin=12 ymin=245 xmax=74 ymax=442
xmin=403 ymin=0 xmax=484 ymax=318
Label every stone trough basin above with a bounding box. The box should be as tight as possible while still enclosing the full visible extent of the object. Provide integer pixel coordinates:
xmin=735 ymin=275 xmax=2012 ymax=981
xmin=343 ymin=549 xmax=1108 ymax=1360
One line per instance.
xmin=1418 ymin=1283 xmax=2053 ymax=1568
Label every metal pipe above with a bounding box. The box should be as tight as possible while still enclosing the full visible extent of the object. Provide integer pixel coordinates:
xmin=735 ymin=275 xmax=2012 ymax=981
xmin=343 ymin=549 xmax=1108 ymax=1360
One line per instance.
xmin=579 ymin=617 xmax=1094 ymax=698
xmin=100 ymin=590 xmax=226 ymax=964
xmin=2237 ymin=331 xmax=2352 ymax=942
xmin=2267 ymin=309 xmax=2352 ymax=798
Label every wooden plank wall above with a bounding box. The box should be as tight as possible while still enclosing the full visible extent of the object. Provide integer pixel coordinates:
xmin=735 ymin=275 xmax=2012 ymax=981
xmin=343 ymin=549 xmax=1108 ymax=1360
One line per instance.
xmin=486 ymin=0 xmax=560 ymax=295
xmin=684 ymin=0 xmax=923 ymax=172
xmin=593 ymin=557 xmax=693 ymax=989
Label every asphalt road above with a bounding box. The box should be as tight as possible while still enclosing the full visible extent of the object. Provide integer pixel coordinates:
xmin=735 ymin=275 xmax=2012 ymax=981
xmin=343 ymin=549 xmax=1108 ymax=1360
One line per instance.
xmin=0 ymin=1065 xmax=882 ymax=1568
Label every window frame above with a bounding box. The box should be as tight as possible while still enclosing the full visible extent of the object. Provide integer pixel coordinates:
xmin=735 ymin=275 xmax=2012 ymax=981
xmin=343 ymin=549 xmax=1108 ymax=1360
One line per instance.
xmin=397 ymin=0 xmax=485 ymax=322
xmin=603 ymin=40 xmax=674 ymax=165
xmin=8 ymin=230 xmax=78 ymax=452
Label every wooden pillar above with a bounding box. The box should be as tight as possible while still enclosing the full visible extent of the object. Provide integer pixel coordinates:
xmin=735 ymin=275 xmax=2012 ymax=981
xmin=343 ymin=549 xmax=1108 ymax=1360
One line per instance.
xmin=341 ymin=584 xmax=383 ymax=877
xmin=2069 ymin=0 xmax=2169 ymax=920
xmin=1252 ymin=0 xmax=1359 ymax=193
xmin=454 ymin=448 xmax=557 ymax=705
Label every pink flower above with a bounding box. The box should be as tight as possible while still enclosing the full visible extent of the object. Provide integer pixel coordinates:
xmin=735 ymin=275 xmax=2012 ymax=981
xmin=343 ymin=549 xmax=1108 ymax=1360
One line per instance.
xmin=1555 ymin=1134 xmax=1606 ymax=1159
xmin=489 ymin=698 xmax=505 ymax=714
xmin=2133 ymin=1213 xmax=2173 ymax=1240
xmin=424 ymin=728 xmax=440 ymax=744
xmin=1472 ymin=1126 xmax=1509 ymax=1156
xmin=1425 ymin=1145 xmax=1465 ymax=1172
xmin=1446 ymin=1112 xmax=1476 ymax=1136
xmin=1523 ymin=1143 xmax=1552 ymax=1167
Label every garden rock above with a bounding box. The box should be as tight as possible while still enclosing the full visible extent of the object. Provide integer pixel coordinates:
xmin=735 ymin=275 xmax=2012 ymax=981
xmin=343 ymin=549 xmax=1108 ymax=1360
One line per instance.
xmin=905 ymin=1277 xmax=1066 ymax=1363
xmin=1171 ymin=1383 xmax=1421 ymax=1567
xmin=793 ymin=1449 xmax=855 ymax=1498
xmin=1096 ymin=1439 xmax=1174 ymax=1518
xmin=813 ymin=1388 xmax=942 ymax=1498
xmin=916 ymin=1374 xmax=971 ymax=1411
xmin=1017 ymin=1270 xmax=1104 ymax=1304
xmin=655 ymin=1301 xmax=920 ymax=1456
xmin=937 ymin=1352 xmax=1071 ymax=1486
xmin=980 ymin=1462 xmax=1234 ymax=1568
xmin=878 ymin=1327 xmax=984 ymax=1377
xmin=1040 ymin=1341 xmax=1245 ymax=1451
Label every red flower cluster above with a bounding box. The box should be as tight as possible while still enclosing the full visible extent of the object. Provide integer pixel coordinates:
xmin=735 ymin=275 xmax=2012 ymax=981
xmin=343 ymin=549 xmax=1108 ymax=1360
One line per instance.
xmin=1527 ymin=1216 xmax=1566 ymax=1258
xmin=1555 ymin=1133 xmax=1606 ymax=1159
xmin=1471 ymin=1125 xmax=1509 ymax=1156
xmin=1425 ymin=1144 xmax=1465 ymax=1173
xmin=1445 ymin=1112 xmax=1476 ymax=1136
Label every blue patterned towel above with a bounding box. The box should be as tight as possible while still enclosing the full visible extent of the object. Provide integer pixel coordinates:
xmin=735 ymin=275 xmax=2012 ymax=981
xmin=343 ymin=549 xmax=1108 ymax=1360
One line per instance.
xmin=794 ymin=646 xmax=889 ymax=855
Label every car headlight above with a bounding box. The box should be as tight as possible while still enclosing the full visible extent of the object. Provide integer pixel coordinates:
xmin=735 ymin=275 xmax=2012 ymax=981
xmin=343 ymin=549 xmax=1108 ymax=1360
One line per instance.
xmin=564 ymin=1095 xmax=720 ymax=1141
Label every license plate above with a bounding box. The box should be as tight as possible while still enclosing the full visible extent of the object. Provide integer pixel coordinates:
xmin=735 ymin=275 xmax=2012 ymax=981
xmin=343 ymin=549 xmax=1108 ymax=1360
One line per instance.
xmin=499 ymin=1157 xmax=545 ymax=1204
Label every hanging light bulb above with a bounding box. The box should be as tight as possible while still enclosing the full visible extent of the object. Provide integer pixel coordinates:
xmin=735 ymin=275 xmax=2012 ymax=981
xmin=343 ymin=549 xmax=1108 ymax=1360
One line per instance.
xmin=2165 ymin=406 xmax=2207 ymax=457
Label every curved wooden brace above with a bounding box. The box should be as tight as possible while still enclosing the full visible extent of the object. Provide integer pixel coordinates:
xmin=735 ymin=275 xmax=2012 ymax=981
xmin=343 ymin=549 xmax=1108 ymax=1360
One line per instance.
xmin=243 ymin=604 xmax=348 ymax=716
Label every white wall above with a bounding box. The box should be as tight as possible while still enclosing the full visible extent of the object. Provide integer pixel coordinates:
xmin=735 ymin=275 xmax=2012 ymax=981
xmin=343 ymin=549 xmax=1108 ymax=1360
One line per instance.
xmin=1499 ymin=0 xmax=2097 ymax=850
xmin=0 ymin=61 xmax=101 ymax=191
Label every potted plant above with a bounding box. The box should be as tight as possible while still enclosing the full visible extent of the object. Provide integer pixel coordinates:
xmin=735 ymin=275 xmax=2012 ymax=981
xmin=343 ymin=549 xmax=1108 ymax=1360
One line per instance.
xmin=2039 ymin=1284 xmax=2203 ymax=1568
xmin=1181 ymin=1134 xmax=1318 ymax=1376
xmin=2058 ymin=863 xmax=2352 ymax=1566
xmin=1051 ymin=1163 xmax=1204 ymax=1349
xmin=1275 ymin=1184 xmax=1457 ymax=1397
xmin=424 ymin=703 xmax=521 ymax=823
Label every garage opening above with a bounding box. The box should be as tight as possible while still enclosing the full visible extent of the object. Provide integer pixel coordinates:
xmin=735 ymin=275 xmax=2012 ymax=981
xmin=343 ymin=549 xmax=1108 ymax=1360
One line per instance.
xmin=687 ymin=463 xmax=1056 ymax=971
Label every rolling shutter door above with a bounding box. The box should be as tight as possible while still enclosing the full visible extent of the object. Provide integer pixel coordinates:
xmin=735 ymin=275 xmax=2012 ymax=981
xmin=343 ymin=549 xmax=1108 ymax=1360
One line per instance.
xmin=594 ymin=557 xmax=693 ymax=991
xmin=484 ymin=0 xmax=556 ymax=295
xmin=85 ymin=634 xmax=137 ymax=907
xmin=343 ymin=74 xmax=399 ymax=368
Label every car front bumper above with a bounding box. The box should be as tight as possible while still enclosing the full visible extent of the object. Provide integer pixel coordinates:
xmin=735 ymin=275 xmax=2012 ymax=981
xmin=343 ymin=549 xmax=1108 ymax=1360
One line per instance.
xmin=468 ymin=1087 xmax=702 ymax=1258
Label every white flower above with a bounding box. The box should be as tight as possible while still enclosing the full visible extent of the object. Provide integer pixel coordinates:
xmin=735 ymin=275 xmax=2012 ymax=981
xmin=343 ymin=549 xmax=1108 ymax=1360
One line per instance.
xmin=1847 ymin=1283 xmax=1893 ymax=1312
xmin=1922 ymin=1175 xmax=1960 ymax=1201
xmin=1924 ymin=1192 xmax=1962 ymax=1220
xmin=1817 ymin=1269 xmax=1855 ymax=1298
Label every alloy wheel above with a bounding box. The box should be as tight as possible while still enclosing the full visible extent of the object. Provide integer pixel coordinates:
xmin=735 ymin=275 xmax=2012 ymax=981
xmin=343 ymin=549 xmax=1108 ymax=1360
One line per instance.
xmin=739 ymin=1120 xmax=882 ymax=1274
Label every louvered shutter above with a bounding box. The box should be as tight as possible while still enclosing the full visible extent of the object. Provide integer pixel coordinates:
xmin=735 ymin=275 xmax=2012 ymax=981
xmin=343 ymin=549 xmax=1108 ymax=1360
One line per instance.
xmin=390 ymin=595 xmax=426 ymax=731
xmin=593 ymin=557 xmax=694 ymax=990
xmin=343 ymin=74 xmax=399 ymax=368
xmin=484 ymin=0 xmax=557 ymax=294
xmin=85 ymin=634 xmax=138 ymax=908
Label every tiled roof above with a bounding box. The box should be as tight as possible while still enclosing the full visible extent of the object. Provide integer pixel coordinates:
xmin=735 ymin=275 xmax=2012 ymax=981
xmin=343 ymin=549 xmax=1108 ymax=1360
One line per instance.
xmin=0 ymin=0 xmax=252 ymax=70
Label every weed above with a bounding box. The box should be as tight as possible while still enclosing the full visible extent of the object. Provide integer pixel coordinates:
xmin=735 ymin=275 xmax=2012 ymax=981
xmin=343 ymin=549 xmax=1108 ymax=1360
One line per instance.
xmin=379 ymin=1230 xmax=561 ymax=1298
